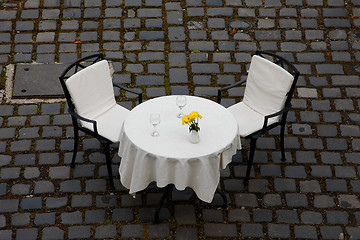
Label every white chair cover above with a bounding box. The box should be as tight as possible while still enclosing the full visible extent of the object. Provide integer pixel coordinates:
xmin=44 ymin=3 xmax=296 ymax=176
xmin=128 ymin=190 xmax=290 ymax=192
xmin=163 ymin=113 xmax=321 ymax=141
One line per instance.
xmin=228 ymin=55 xmax=294 ymax=137
xmin=65 ymin=60 xmax=129 ymax=142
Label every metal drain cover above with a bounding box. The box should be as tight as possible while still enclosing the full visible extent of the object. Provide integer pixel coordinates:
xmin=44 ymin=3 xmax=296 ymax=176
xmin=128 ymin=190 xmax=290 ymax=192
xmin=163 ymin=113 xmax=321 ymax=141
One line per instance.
xmin=12 ymin=63 xmax=68 ymax=99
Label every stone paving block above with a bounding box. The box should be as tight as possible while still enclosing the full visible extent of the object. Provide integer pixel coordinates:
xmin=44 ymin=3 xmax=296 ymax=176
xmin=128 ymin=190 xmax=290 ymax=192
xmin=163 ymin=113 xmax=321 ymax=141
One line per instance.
xmin=147 ymin=223 xmax=170 ymax=238
xmin=49 ymin=166 xmax=70 ymax=179
xmin=174 ymin=228 xmax=198 ymax=240
xmin=112 ymin=208 xmax=134 ymax=222
xmin=121 ymin=224 xmax=144 ymax=238
xmin=253 ymin=209 xmax=272 ymax=222
xmin=46 ymin=197 xmax=68 ymax=209
xmin=68 ymin=226 xmax=91 ymax=239
xmin=240 ymin=223 xmax=263 ymax=238
xmin=138 ymin=207 xmax=170 ymax=222
xmin=202 ymin=209 xmax=223 ymax=222
xmin=204 ymin=223 xmax=238 ymax=237
xmin=71 ymin=195 xmax=92 ymax=208
xmin=295 ymin=151 xmax=317 ymax=163
xmin=0 ymin=128 xmax=16 ymax=139
xmin=35 ymin=139 xmax=56 ymax=151
xmin=351 ymin=180 xmax=360 ymax=193
xmin=320 ymin=226 xmax=343 ymax=240
xmin=235 ymin=193 xmax=258 ymax=207
xmin=60 ymin=211 xmax=82 ymax=225
xmin=11 ymin=184 xmax=30 ymax=195
xmin=16 ymin=228 xmax=38 ymax=240
xmin=11 ymin=213 xmax=31 ymax=226
xmin=326 ymin=211 xmax=349 ymax=224
xmin=0 ymin=199 xmax=19 ymax=213
xmin=94 ymin=225 xmax=117 ymax=239
xmin=85 ymin=179 xmax=107 ymax=192
xmin=7 ymin=116 xmax=26 ymax=126
xmin=326 ymin=179 xmax=348 ymax=192
xmin=301 ymin=211 xmax=323 ymax=224
xmin=284 ymin=166 xmax=306 ymax=178
xmin=335 ymin=166 xmax=357 ymax=178
xmin=314 ymin=195 xmax=336 ymax=208
xmin=294 ymin=225 xmax=318 ymax=239
xmin=276 ymin=209 xmax=299 ymax=224
xmin=338 ymin=195 xmax=360 ymax=208
xmin=341 ymin=125 xmax=360 ymax=136
xmin=286 ymin=193 xmax=308 ymax=207
xmin=326 ymin=138 xmax=347 ymax=150
xmin=14 ymin=154 xmax=36 ymax=165
xmin=274 ymin=178 xmax=296 ymax=192
xmin=0 ymin=167 xmax=21 ymax=179
xmin=34 ymin=181 xmax=54 ymax=194
xmin=346 ymin=153 xmax=360 ymax=164
xmin=347 ymin=227 xmax=360 ymax=240
xmin=85 ymin=209 xmax=106 ymax=224
xmin=42 ymin=227 xmax=64 ymax=240
xmin=268 ymin=223 xmax=290 ymax=238
xmin=174 ymin=205 xmax=196 ymax=225
xmin=311 ymin=165 xmax=332 ymax=178
xmin=262 ymin=194 xmax=282 ymax=207
xmin=248 ymin=179 xmax=270 ymax=192
xmin=0 ymin=230 xmax=12 ymax=240
xmin=34 ymin=212 xmax=56 ymax=225
xmin=321 ymin=152 xmax=342 ymax=164
xmin=169 ymin=68 xmax=188 ymax=83
xmin=21 ymin=197 xmax=42 ymax=210
xmin=60 ymin=180 xmax=81 ymax=192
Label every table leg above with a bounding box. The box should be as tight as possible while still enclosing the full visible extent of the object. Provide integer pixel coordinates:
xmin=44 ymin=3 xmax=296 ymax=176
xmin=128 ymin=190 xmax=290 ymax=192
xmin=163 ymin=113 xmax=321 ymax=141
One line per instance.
xmin=216 ymin=188 xmax=228 ymax=209
xmin=154 ymin=184 xmax=173 ymax=223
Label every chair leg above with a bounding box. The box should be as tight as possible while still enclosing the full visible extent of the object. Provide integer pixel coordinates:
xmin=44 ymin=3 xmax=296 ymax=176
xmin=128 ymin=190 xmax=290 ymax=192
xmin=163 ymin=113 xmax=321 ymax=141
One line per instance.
xmin=244 ymin=138 xmax=257 ymax=185
xmin=216 ymin=188 xmax=227 ymax=209
xmin=70 ymin=129 xmax=79 ymax=168
xmin=154 ymin=184 xmax=173 ymax=223
xmin=104 ymin=143 xmax=115 ymax=191
xmin=280 ymin=123 xmax=286 ymax=162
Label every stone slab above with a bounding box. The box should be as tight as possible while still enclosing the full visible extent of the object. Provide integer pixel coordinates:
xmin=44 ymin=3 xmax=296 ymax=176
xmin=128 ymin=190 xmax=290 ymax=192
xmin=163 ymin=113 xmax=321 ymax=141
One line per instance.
xmin=13 ymin=63 xmax=68 ymax=98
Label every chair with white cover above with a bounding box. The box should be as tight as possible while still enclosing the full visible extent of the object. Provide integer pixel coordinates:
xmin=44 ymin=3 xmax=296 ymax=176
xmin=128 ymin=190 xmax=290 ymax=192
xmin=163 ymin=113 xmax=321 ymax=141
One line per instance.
xmin=59 ymin=53 xmax=142 ymax=190
xmin=217 ymin=50 xmax=299 ymax=185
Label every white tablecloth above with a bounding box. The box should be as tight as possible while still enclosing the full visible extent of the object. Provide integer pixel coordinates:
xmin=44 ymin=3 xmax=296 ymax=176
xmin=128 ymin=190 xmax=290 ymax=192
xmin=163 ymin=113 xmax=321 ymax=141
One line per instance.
xmin=118 ymin=95 xmax=241 ymax=203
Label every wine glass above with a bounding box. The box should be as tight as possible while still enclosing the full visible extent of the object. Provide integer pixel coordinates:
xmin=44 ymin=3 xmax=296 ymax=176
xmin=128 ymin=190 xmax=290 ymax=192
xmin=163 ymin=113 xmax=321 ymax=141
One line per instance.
xmin=150 ymin=113 xmax=160 ymax=137
xmin=176 ymin=96 xmax=187 ymax=118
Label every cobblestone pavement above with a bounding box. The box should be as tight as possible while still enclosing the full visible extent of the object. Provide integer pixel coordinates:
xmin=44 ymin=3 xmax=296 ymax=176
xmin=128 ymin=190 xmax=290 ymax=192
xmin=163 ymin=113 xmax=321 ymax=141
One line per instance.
xmin=0 ymin=0 xmax=360 ymax=239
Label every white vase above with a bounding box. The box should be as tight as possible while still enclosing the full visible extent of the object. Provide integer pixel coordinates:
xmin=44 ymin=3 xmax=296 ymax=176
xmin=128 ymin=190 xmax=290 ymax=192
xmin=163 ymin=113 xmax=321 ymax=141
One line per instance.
xmin=189 ymin=131 xmax=200 ymax=144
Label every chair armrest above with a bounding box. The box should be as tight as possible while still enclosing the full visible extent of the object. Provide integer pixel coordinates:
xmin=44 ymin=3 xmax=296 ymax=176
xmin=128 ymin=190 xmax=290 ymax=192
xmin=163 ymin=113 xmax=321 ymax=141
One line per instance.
xmin=261 ymin=104 xmax=292 ymax=132
xmin=68 ymin=107 xmax=99 ymax=135
xmin=113 ymin=83 xmax=143 ymax=103
xmin=217 ymin=79 xmax=247 ymax=103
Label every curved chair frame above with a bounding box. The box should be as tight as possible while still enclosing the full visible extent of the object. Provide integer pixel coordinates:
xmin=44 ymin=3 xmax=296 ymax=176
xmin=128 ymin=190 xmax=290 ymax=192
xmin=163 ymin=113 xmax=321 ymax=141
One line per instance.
xmin=59 ymin=53 xmax=143 ymax=190
xmin=217 ymin=50 xmax=299 ymax=185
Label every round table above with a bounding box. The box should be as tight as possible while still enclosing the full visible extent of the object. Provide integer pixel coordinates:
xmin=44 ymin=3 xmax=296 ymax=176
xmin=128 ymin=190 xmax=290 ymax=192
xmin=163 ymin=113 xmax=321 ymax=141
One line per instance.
xmin=118 ymin=95 xmax=241 ymax=203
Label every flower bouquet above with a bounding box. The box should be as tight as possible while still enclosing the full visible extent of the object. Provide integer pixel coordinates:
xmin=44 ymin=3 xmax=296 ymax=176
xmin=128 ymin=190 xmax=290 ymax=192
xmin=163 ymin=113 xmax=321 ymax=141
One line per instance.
xmin=182 ymin=111 xmax=203 ymax=143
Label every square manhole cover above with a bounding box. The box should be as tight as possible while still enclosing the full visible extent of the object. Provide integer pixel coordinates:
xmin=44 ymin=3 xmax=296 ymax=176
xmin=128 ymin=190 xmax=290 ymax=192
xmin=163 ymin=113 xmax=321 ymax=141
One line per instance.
xmin=12 ymin=63 xmax=69 ymax=99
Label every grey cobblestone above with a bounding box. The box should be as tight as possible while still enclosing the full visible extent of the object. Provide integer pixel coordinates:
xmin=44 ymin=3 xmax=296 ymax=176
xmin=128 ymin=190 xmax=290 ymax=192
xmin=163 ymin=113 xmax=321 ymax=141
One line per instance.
xmin=294 ymin=225 xmax=318 ymax=239
xmin=268 ymin=223 xmax=290 ymax=238
xmin=68 ymin=226 xmax=91 ymax=239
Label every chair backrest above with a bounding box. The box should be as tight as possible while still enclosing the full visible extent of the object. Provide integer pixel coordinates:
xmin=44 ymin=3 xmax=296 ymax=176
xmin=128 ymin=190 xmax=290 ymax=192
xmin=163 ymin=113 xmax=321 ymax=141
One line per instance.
xmin=59 ymin=54 xmax=116 ymax=120
xmin=243 ymin=51 xmax=299 ymax=118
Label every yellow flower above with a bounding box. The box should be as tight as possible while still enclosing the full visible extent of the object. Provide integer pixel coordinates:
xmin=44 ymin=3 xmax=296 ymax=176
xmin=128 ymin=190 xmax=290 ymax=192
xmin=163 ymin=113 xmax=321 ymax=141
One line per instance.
xmin=181 ymin=111 xmax=203 ymax=132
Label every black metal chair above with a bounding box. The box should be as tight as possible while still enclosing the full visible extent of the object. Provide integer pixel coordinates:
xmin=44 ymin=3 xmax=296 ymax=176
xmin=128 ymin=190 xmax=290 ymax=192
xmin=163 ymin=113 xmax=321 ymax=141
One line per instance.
xmin=217 ymin=50 xmax=299 ymax=185
xmin=59 ymin=53 xmax=142 ymax=190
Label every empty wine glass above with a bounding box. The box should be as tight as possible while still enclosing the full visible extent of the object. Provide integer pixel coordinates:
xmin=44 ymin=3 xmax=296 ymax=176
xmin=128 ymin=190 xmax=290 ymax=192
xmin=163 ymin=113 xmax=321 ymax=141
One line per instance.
xmin=176 ymin=96 xmax=187 ymax=118
xmin=150 ymin=113 xmax=160 ymax=137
